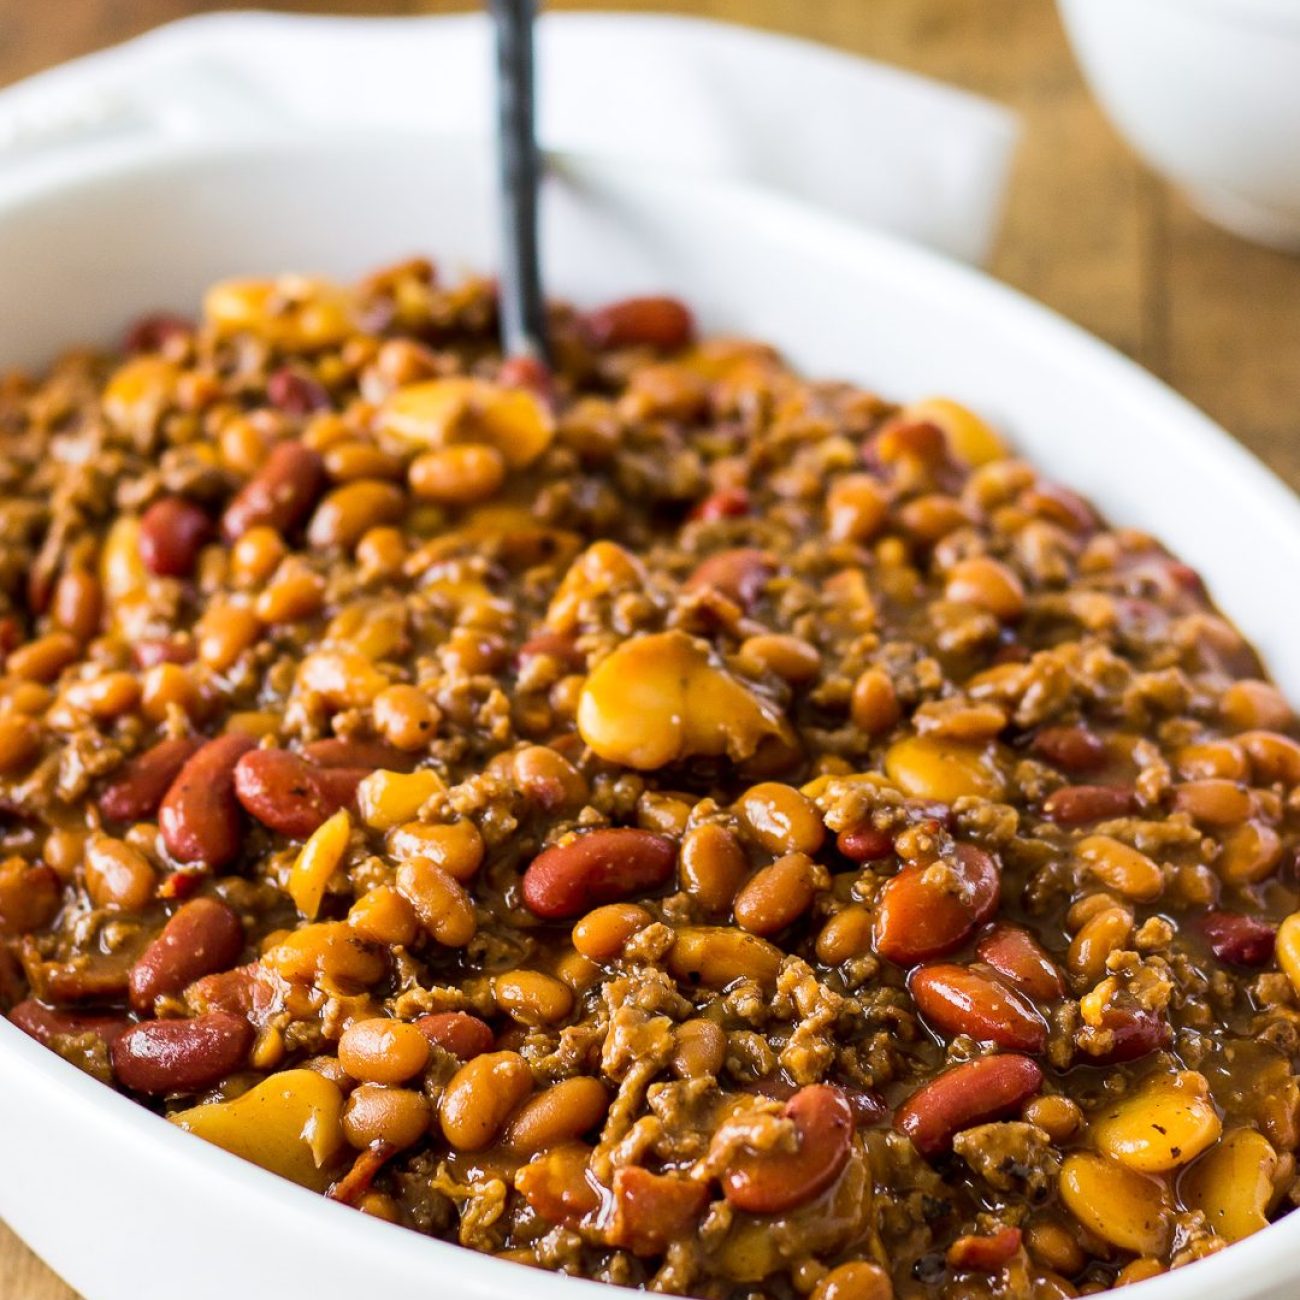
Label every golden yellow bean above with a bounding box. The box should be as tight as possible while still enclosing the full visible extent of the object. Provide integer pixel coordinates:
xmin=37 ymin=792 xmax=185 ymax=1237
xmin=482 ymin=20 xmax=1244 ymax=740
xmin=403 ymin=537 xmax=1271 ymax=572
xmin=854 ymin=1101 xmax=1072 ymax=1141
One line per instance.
xmin=1090 ymin=1071 xmax=1221 ymax=1172
xmin=1059 ymin=1152 xmax=1170 ymax=1255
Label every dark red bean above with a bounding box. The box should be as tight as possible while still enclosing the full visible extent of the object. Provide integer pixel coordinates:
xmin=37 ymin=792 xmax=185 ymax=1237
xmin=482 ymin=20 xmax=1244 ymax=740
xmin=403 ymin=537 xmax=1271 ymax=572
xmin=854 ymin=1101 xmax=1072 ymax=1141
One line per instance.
xmin=1030 ymin=724 xmax=1106 ymax=774
xmin=416 ymin=1011 xmax=495 ymax=1061
xmin=895 ymin=1054 xmax=1043 ymax=1157
xmin=111 ymin=1011 xmax=253 ymax=1095
xmin=1200 ymin=911 xmax=1275 ymax=967
xmin=837 ymin=825 xmax=894 ymax=862
xmin=220 ymin=441 xmax=326 ymax=543
xmin=522 ymin=829 xmax=677 ymax=920
xmin=690 ymin=487 xmax=751 ymax=523
xmin=159 ymin=734 xmax=256 ymax=868
xmin=129 ymin=897 xmax=244 ymax=1014
xmin=1041 ymin=784 xmax=1135 ymax=826
xmin=99 ymin=736 xmax=204 ymax=824
xmin=579 ymin=296 xmax=694 ymax=351
xmin=267 ymin=367 xmax=330 ymax=414
xmin=138 ymin=497 xmax=212 ymax=579
xmin=123 ymin=313 xmax=192 ymax=355
xmin=8 ymin=998 xmax=129 ymax=1050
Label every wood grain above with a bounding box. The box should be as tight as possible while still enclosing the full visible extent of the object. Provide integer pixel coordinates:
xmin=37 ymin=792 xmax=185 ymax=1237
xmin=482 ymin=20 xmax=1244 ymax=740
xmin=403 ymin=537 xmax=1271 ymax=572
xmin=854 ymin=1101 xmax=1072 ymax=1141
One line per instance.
xmin=2 ymin=2 xmax=1299 ymax=1296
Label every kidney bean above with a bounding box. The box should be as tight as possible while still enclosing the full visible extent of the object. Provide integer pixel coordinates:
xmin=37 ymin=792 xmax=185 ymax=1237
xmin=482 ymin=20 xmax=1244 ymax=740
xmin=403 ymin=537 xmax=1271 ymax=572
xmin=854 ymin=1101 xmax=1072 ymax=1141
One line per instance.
xmin=159 ymin=734 xmax=256 ymax=867
xmin=138 ymin=497 xmax=212 ymax=579
xmin=522 ymin=828 xmax=677 ymax=920
xmin=1041 ymin=784 xmax=1135 ymax=825
xmin=909 ymin=964 xmax=1048 ymax=1053
xmin=415 ymin=1011 xmax=495 ymax=1061
xmin=99 ymin=736 xmax=204 ymax=823
xmin=497 ymin=354 xmax=555 ymax=401
xmin=684 ymin=548 xmax=776 ymax=609
xmin=874 ymin=844 xmax=1000 ymax=967
xmin=720 ymin=1084 xmax=853 ymax=1214
xmin=129 ymin=897 xmax=244 ymax=1013
xmin=975 ymin=924 xmax=1066 ymax=1002
xmin=579 ymin=296 xmax=694 ymax=351
xmin=947 ymin=1226 xmax=1022 ymax=1273
xmin=689 ymin=487 xmax=751 ymax=523
xmin=837 ymin=825 xmax=894 ymax=862
xmin=607 ymin=1166 xmax=709 ymax=1255
xmin=301 ymin=737 xmax=416 ymax=773
xmin=267 ymin=367 xmax=330 ymax=414
xmin=1074 ymin=1006 xmax=1171 ymax=1066
xmin=184 ymin=963 xmax=259 ymax=1018
xmin=1030 ymin=725 xmax=1106 ymax=774
xmin=123 ymin=312 xmax=192 ymax=354
xmin=111 ymin=1011 xmax=253 ymax=1095
xmin=1200 ymin=910 xmax=1276 ymax=967
xmin=220 ymin=440 xmax=326 ymax=543
xmin=895 ymin=1054 xmax=1043 ymax=1157
xmin=8 ymin=998 xmax=129 ymax=1050
xmin=233 ymin=748 xmax=347 ymax=839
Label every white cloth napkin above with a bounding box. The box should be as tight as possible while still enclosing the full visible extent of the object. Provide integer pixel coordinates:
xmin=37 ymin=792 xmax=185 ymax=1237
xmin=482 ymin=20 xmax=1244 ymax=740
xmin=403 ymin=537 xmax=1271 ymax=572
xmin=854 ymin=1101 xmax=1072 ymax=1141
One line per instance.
xmin=0 ymin=11 xmax=1018 ymax=265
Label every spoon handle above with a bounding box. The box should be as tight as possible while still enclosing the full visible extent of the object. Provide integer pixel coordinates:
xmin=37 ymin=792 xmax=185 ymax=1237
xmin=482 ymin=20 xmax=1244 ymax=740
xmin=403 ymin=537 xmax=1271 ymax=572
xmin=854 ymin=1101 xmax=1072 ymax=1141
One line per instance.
xmin=490 ymin=0 xmax=549 ymax=364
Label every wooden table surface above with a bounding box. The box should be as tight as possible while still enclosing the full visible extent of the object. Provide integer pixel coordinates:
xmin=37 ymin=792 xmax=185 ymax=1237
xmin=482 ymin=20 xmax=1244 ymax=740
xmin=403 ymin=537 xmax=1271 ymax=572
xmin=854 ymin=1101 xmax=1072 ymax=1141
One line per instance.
xmin=2 ymin=1 xmax=1299 ymax=1295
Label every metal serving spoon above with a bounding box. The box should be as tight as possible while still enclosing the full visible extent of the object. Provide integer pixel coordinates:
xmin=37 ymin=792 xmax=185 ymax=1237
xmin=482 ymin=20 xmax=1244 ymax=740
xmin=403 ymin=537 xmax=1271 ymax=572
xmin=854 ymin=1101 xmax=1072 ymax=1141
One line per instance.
xmin=489 ymin=0 xmax=550 ymax=367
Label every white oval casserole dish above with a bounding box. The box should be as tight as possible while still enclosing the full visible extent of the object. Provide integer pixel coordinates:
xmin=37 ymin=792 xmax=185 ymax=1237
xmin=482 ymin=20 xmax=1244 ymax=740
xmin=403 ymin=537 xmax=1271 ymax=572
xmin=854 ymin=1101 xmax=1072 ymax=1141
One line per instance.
xmin=0 ymin=130 xmax=1298 ymax=1300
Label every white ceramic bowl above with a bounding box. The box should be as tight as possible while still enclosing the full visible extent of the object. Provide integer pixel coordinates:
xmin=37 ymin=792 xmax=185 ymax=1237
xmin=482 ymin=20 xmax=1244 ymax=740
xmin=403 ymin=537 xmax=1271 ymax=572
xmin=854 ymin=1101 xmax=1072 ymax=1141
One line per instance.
xmin=1 ymin=128 xmax=1299 ymax=1300
xmin=1058 ymin=0 xmax=1300 ymax=251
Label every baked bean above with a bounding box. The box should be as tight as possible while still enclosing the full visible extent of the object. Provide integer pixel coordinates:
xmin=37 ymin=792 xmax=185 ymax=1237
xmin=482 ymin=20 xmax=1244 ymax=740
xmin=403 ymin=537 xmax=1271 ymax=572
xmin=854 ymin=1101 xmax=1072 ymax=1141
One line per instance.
xmin=347 ymin=885 xmax=417 ymax=947
xmin=739 ymin=633 xmax=821 ymax=684
xmin=307 ymin=480 xmax=405 ymax=550
xmin=733 ymin=851 xmax=820 ymax=936
xmin=895 ymin=1054 xmax=1043 ymax=1157
xmin=572 ymin=903 xmax=652 ymax=962
xmin=718 ymin=1084 xmax=853 ymax=1213
xmin=140 ymin=663 xmax=202 ymax=724
xmin=255 ymin=569 xmax=326 ymax=624
xmin=494 ymin=970 xmax=574 ymax=1026
xmin=323 ymin=439 xmax=403 ymax=483
xmin=373 ymin=684 xmax=440 ymax=751
xmin=159 ymin=734 xmax=256 ymax=867
xmin=0 ymin=861 xmax=61 ymax=935
xmin=505 ymin=1076 xmax=609 ymax=1153
xmin=680 ymin=823 xmax=748 ymax=915
xmin=195 ymin=604 xmax=262 ymax=672
xmin=395 ymin=858 xmax=476 ymax=946
xmin=262 ymin=921 xmax=387 ymax=991
xmin=409 ymin=445 xmax=506 ymax=504
xmin=221 ymin=440 xmax=326 ymax=542
xmin=439 ymin=1050 xmax=533 ymax=1150
xmin=811 ymin=1261 xmax=894 ymax=1300
xmin=51 ymin=570 xmax=102 ymax=641
xmin=112 ymin=1011 xmax=253 ymax=1095
xmin=356 ymin=768 xmax=445 ymax=830
xmin=852 ymin=670 xmax=903 ymax=737
xmin=684 ymin=547 xmax=775 ymax=609
xmin=1076 ymin=835 xmax=1163 ymax=901
xmin=416 ymin=1012 xmax=494 ymax=1061
xmin=8 ymin=632 xmax=79 ymax=683
xmin=670 ymin=1018 xmax=726 ymax=1080
xmin=827 ymin=475 xmax=889 ymax=543
xmin=387 ymin=821 xmax=483 ymax=882
xmin=944 ymin=556 xmax=1025 ymax=621
xmin=734 ymin=782 xmax=825 ymax=856
xmin=84 ymin=834 xmax=157 ymax=912
xmin=815 ymin=906 xmax=875 ymax=965
xmin=522 ymin=828 xmax=676 ymax=920
xmin=666 ymin=926 xmax=783 ymax=990
xmin=1221 ymin=679 xmax=1292 ymax=731
xmin=1217 ymin=820 xmax=1282 ymax=884
xmin=1022 ymin=1095 xmax=1083 ymax=1142
xmin=338 ymin=1018 xmax=430 ymax=1085
xmin=1067 ymin=905 xmax=1133 ymax=985
xmin=129 ymin=897 xmax=244 ymax=1012
xmin=230 ymin=526 xmax=287 ymax=586
xmin=343 ymin=1084 xmax=430 ymax=1150
xmin=0 ymin=714 xmax=39 ymax=775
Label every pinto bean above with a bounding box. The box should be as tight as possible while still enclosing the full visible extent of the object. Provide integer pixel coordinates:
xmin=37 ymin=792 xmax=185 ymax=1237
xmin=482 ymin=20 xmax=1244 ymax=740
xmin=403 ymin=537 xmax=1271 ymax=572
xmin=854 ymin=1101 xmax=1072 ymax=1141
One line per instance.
xmin=159 ymin=734 xmax=256 ymax=867
xmin=111 ymin=1011 xmax=253 ymax=1095
xmin=873 ymin=844 xmax=1000 ymax=966
xmin=232 ymin=748 xmax=351 ymax=838
xmin=909 ymin=964 xmax=1048 ymax=1052
xmin=719 ymin=1084 xmax=853 ymax=1213
xmin=221 ymin=441 xmax=326 ymax=543
xmin=1041 ymin=784 xmax=1135 ymax=826
xmin=975 ymin=925 xmax=1066 ymax=1002
xmin=138 ymin=497 xmax=212 ymax=578
xmin=521 ymin=829 xmax=676 ymax=920
xmin=894 ymin=1054 xmax=1043 ymax=1157
xmin=99 ymin=736 xmax=203 ymax=823
xmin=579 ymin=296 xmax=694 ymax=351
xmin=129 ymin=897 xmax=245 ymax=1013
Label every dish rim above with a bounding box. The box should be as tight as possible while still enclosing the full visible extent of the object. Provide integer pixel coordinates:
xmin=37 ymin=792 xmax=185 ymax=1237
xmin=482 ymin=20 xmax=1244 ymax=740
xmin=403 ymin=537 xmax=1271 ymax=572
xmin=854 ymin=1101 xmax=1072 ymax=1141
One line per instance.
xmin=0 ymin=128 xmax=1299 ymax=1300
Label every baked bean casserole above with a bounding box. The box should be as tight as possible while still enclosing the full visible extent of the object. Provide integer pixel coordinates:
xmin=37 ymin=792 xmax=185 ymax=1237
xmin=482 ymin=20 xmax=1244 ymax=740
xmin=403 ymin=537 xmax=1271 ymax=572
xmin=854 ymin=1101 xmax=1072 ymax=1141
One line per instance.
xmin=2 ymin=259 xmax=1298 ymax=1300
